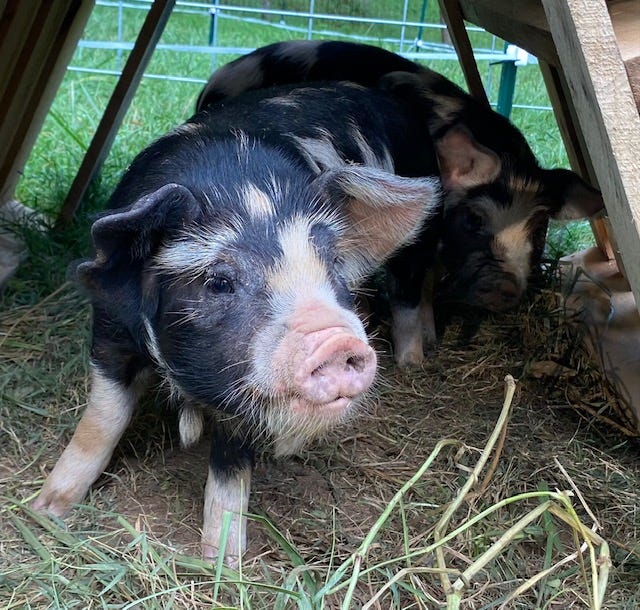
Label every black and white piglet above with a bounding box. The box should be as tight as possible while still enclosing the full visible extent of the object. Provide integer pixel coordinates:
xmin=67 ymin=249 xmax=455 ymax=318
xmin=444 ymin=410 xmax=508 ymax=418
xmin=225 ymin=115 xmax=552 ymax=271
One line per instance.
xmin=33 ymin=82 xmax=440 ymax=562
xmin=198 ymin=40 xmax=605 ymax=366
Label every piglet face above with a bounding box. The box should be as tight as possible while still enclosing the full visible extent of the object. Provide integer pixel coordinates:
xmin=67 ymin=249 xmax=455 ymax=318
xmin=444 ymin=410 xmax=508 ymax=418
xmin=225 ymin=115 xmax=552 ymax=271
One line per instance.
xmin=150 ymin=207 xmax=376 ymax=454
xmin=437 ymin=182 xmax=549 ymax=311
xmin=434 ymin=128 xmax=603 ymax=312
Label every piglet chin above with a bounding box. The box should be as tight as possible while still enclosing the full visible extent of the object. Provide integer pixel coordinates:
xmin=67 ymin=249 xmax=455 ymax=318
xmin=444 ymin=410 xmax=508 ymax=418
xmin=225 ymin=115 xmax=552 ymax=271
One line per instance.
xmin=272 ymin=396 xmax=358 ymax=457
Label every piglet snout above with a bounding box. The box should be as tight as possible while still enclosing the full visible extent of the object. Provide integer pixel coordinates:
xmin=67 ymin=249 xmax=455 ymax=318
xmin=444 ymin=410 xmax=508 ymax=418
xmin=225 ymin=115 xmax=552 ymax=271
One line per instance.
xmin=292 ymin=329 xmax=376 ymax=406
xmin=477 ymin=278 xmax=522 ymax=312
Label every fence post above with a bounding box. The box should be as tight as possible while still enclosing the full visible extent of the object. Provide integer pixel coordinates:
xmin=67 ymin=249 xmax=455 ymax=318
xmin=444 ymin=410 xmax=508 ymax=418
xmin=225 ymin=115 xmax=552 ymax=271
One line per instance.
xmin=496 ymin=60 xmax=517 ymax=117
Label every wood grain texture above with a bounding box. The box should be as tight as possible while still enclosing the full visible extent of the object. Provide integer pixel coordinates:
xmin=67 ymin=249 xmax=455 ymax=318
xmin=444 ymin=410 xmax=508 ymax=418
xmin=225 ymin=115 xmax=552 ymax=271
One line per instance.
xmin=543 ymin=0 xmax=640 ymax=311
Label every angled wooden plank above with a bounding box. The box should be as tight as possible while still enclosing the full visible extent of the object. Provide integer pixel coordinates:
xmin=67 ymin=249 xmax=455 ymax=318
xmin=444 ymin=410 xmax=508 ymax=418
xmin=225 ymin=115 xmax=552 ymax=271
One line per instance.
xmin=57 ymin=0 xmax=176 ymax=225
xmin=542 ymin=0 xmax=640 ymax=312
xmin=456 ymin=0 xmax=558 ymax=66
xmin=0 ymin=1 xmax=94 ymax=204
xmin=438 ymin=0 xmax=490 ymax=105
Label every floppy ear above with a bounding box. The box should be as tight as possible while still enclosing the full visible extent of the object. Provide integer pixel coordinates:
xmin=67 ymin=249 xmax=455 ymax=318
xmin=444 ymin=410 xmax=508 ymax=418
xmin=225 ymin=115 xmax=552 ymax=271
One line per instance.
xmin=319 ymin=165 xmax=440 ymax=282
xmin=77 ymin=183 xmax=200 ymax=322
xmin=540 ymin=168 xmax=605 ymax=220
xmin=435 ymin=125 xmax=502 ymax=190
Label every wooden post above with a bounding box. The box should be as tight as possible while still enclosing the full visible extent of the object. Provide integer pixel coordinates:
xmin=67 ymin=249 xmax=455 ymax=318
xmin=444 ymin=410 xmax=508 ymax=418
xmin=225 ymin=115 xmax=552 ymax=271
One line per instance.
xmin=0 ymin=1 xmax=95 ymax=205
xmin=542 ymin=0 xmax=640 ymax=311
xmin=537 ymin=60 xmax=615 ymax=261
xmin=437 ymin=0 xmax=490 ymax=106
xmin=57 ymin=0 xmax=176 ymax=226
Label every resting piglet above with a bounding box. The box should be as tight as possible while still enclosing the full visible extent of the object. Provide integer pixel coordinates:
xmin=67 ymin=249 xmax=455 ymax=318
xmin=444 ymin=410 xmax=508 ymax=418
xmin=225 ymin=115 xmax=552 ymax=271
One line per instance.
xmin=198 ymin=40 xmax=605 ymax=366
xmin=33 ymin=82 xmax=440 ymax=563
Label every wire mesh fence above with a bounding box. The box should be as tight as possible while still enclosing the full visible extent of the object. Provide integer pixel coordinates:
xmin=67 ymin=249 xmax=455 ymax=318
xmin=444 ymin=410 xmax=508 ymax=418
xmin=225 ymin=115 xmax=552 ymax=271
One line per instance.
xmin=68 ymin=0 xmax=549 ymax=114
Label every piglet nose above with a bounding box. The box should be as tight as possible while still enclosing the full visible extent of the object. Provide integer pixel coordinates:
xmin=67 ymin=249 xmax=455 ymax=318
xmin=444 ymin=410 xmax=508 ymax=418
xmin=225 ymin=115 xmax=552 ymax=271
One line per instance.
xmin=498 ymin=282 xmax=520 ymax=305
xmin=478 ymin=279 xmax=522 ymax=312
xmin=295 ymin=332 xmax=377 ymax=405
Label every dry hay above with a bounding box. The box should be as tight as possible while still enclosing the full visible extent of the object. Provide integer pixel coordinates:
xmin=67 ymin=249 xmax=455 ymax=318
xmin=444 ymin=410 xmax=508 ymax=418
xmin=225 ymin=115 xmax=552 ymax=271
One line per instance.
xmin=1 ymin=275 xmax=639 ymax=609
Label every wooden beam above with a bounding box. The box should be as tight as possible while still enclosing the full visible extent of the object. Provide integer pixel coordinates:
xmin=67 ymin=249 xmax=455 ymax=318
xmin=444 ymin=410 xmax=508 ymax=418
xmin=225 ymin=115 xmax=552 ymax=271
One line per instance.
xmin=456 ymin=0 xmax=558 ymax=66
xmin=438 ymin=0 xmax=489 ymax=106
xmin=537 ymin=60 xmax=615 ymax=261
xmin=57 ymin=0 xmax=176 ymax=225
xmin=542 ymin=0 xmax=640 ymax=311
xmin=0 ymin=1 xmax=94 ymax=204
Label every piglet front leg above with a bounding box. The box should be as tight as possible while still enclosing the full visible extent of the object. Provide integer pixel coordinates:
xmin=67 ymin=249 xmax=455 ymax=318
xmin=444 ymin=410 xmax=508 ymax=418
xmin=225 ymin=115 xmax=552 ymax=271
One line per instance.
xmin=33 ymin=367 xmax=139 ymax=516
xmin=202 ymin=425 xmax=253 ymax=567
xmin=391 ymin=271 xmax=437 ymax=368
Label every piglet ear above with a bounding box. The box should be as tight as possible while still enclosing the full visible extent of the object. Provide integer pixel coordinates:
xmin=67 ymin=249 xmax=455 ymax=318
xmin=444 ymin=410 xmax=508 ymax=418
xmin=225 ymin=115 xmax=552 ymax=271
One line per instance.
xmin=77 ymin=183 xmax=199 ymax=294
xmin=540 ymin=168 xmax=604 ymax=220
xmin=320 ymin=166 xmax=440 ymax=281
xmin=436 ymin=125 xmax=501 ymax=190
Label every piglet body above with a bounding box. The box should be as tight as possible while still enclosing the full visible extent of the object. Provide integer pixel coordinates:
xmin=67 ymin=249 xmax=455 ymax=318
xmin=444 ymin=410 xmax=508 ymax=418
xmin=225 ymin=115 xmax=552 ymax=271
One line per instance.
xmin=34 ymin=82 xmax=440 ymax=562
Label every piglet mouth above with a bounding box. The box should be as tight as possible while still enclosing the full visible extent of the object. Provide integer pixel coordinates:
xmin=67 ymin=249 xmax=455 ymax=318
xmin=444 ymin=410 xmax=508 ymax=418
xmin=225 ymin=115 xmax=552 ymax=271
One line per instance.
xmin=437 ymin=274 xmax=523 ymax=312
xmin=290 ymin=395 xmax=352 ymax=415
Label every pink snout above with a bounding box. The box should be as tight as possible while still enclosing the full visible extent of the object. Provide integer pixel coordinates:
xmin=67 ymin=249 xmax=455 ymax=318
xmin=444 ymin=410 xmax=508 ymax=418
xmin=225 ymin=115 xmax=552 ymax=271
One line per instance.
xmin=291 ymin=328 xmax=377 ymax=407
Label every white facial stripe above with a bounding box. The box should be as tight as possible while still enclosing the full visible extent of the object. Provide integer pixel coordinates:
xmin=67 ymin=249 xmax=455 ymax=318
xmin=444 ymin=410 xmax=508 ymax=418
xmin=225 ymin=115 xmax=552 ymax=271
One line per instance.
xmin=249 ymin=214 xmax=357 ymax=378
xmin=268 ymin=216 xmax=330 ymax=295
xmin=291 ymin=131 xmax=344 ymax=174
xmin=478 ymin=193 xmax=544 ymax=287
xmin=493 ymin=223 xmax=534 ymax=287
xmin=242 ymin=183 xmax=275 ymax=219
xmin=350 ymin=126 xmax=394 ymax=172
xmin=153 ymin=226 xmax=239 ymax=279
xmin=240 ymin=214 xmax=371 ymax=449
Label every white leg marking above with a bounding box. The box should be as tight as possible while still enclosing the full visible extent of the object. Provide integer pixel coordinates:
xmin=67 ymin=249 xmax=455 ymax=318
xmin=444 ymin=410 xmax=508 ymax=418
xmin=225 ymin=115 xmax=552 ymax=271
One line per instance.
xmin=202 ymin=466 xmax=251 ymax=567
xmin=33 ymin=368 xmax=140 ymax=516
xmin=391 ymin=304 xmax=424 ymax=367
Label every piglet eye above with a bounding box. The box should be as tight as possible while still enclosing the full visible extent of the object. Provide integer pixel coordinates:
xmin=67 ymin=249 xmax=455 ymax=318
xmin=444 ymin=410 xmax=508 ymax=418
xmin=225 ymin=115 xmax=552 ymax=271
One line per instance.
xmin=206 ymin=274 xmax=234 ymax=294
xmin=461 ymin=211 xmax=483 ymax=233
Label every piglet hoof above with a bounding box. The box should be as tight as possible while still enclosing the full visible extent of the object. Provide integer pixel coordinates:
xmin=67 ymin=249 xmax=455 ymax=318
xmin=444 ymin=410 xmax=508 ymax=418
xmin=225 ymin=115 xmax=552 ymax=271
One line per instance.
xmin=391 ymin=307 xmax=426 ymax=368
xmin=394 ymin=349 xmax=424 ymax=369
xmin=31 ymin=468 xmax=92 ymax=518
xmin=202 ymin=543 xmax=241 ymax=569
xmin=393 ymin=336 xmax=425 ymax=368
xmin=31 ymin=488 xmax=74 ymax=518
